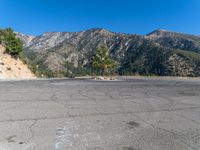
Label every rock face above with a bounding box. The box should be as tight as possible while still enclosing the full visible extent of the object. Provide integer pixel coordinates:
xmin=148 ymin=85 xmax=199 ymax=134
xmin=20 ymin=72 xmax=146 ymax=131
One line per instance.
xmin=25 ymin=32 xmax=76 ymax=51
xmin=17 ymin=28 xmax=200 ymax=77
xmin=0 ymin=45 xmax=35 ymax=79
xmin=15 ymin=32 xmax=35 ymax=47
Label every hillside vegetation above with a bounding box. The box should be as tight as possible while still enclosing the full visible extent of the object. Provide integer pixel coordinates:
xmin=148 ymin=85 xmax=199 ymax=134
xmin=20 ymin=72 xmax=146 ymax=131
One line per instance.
xmin=0 ymin=28 xmax=35 ymax=79
xmin=16 ymin=28 xmax=200 ymax=77
xmin=0 ymin=44 xmax=35 ymax=79
xmin=0 ymin=28 xmax=23 ymax=56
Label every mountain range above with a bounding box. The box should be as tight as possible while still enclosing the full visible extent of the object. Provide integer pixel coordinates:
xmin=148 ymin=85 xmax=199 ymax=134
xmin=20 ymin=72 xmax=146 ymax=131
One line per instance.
xmin=16 ymin=28 xmax=200 ymax=77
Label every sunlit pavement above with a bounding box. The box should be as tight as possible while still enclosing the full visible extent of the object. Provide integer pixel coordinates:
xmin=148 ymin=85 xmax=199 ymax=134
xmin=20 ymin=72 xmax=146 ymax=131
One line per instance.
xmin=0 ymin=78 xmax=200 ymax=150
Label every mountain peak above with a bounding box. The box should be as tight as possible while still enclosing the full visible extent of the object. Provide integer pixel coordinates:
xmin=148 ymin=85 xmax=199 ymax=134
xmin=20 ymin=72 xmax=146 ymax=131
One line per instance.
xmin=85 ymin=28 xmax=110 ymax=33
xmin=147 ymin=29 xmax=169 ymax=36
xmin=154 ymin=29 xmax=168 ymax=32
xmin=145 ymin=29 xmax=173 ymax=39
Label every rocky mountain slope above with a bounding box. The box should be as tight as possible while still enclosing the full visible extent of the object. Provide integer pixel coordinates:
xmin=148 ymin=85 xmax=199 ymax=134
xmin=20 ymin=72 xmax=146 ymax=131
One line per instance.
xmin=15 ymin=32 xmax=35 ymax=47
xmin=0 ymin=45 xmax=35 ymax=79
xmin=17 ymin=28 xmax=200 ymax=77
xmin=145 ymin=29 xmax=200 ymax=53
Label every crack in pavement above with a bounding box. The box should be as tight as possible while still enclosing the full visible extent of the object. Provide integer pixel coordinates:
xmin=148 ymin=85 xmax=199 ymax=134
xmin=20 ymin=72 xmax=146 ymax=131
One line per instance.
xmin=27 ymin=120 xmax=38 ymax=142
xmin=1 ymin=106 xmax=200 ymax=123
xmin=1 ymin=79 xmax=200 ymax=150
xmin=133 ymin=113 xmax=198 ymax=150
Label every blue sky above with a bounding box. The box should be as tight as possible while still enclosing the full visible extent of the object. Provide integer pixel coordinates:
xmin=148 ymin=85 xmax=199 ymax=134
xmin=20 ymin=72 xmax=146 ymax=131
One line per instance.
xmin=0 ymin=0 xmax=200 ymax=35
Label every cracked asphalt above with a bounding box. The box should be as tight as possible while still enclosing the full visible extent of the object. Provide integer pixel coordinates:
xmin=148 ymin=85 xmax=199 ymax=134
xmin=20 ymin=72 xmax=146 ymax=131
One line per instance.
xmin=0 ymin=77 xmax=200 ymax=150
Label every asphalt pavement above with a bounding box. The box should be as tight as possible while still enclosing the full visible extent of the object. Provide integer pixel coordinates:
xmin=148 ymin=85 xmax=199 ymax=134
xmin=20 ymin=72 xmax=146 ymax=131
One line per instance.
xmin=0 ymin=77 xmax=200 ymax=150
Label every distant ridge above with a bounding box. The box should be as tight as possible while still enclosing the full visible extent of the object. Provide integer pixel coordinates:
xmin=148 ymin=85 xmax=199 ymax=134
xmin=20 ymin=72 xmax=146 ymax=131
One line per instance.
xmin=16 ymin=28 xmax=200 ymax=77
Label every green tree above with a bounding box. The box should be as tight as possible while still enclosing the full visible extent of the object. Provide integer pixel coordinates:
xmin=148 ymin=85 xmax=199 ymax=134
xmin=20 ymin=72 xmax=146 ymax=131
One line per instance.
xmin=92 ymin=45 xmax=117 ymax=76
xmin=0 ymin=28 xmax=23 ymax=56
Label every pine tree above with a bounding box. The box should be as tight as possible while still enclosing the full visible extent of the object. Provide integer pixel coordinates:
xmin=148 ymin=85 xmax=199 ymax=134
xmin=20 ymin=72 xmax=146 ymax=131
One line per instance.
xmin=92 ymin=45 xmax=117 ymax=76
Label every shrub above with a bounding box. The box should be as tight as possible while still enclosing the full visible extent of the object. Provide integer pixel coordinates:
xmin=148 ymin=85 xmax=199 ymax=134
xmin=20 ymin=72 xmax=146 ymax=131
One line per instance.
xmin=0 ymin=28 xmax=23 ymax=56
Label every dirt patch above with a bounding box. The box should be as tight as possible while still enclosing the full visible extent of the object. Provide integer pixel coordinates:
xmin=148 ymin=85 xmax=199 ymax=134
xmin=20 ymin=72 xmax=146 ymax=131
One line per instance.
xmin=0 ymin=44 xmax=35 ymax=79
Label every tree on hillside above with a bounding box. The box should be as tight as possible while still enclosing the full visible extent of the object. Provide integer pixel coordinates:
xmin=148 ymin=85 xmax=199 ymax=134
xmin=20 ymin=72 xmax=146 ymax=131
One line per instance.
xmin=0 ymin=28 xmax=23 ymax=56
xmin=92 ymin=45 xmax=117 ymax=76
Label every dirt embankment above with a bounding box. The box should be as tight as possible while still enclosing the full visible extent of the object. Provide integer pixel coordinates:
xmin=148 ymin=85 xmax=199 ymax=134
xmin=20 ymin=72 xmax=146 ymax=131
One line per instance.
xmin=0 ymin=45 xmax=35 ymax=79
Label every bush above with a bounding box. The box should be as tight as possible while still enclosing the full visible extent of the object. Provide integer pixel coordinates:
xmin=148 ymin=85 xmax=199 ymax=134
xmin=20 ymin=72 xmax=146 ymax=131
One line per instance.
xmin=0 ymin=28 xmax=23 ymax=56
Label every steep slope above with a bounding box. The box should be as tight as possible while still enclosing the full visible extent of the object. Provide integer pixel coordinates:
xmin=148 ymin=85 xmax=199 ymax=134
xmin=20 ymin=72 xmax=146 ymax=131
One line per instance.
xmin=25 ymin=32 xmax=76 ymax=51
xmin=0 ymin=45 xmax=35 ymax=79
xmin=18 ymin=28 xmax=200 ymax=77
xmin=21 ymin=29 xmax=145 ymax=76
xmin=120 ymin=42 xmax=200 ymax=76
xmin=15 ymin=32 xmax=35 ymax=47
xmin=145 ymin=29 xmax=200 ymax=53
